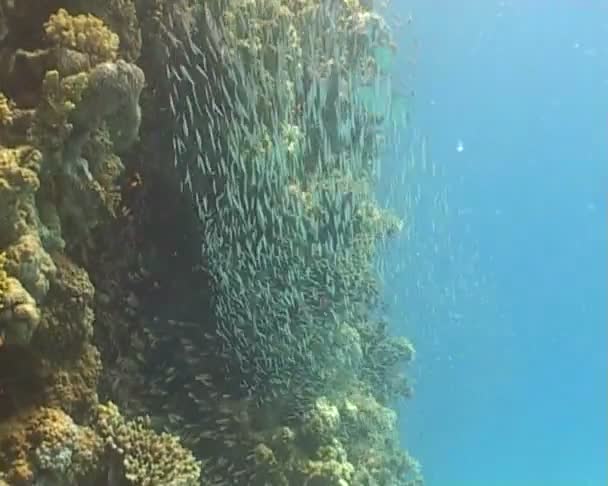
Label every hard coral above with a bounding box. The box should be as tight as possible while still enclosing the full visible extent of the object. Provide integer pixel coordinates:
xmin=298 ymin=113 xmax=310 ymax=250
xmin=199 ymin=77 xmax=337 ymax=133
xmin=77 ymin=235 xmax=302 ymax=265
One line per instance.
xmin=31 ymin=9 xmax=144 ymax=248
xmin=0 ymin=271 xmax=40 ymax=346
xmin=0 ymin=406 xmax=103 ymax=485
xmin=29 ymin=255 xmax=101 ymax=416
xmin=95 ymin=402 xmax=202 ymax=486
xmin=44 ymin=8 xmax=119 ymax=65
xmin=33 ymin=254 xmax=95 ymax=354
xmin=4 ymin=232 xmax=57 ymax=302
xmin=0 ymin=94 xmax=12 ymax=127
xmin=77 ymin=0 xmax=143 ymax=62
xmin=30 ymin=69 xmax=89 ymax=156
xmin=0 ymin=145 xmax=52 ymax=345
xmin=72 ymin=59 xmax=145 ymax=150
xmin=301 ymin=439 xmax=354 ymax=486
xmin=41 ymin=343 xmax=102 ymax=418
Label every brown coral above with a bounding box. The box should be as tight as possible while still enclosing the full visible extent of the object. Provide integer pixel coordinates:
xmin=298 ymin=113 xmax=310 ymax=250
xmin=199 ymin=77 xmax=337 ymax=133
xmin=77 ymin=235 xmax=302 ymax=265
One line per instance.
xmin=0 ymin=406 xmax=103 ymax=484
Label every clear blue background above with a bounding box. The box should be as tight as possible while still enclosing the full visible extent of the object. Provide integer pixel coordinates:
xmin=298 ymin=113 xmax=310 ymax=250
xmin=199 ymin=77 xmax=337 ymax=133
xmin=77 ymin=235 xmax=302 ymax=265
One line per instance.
xmin=378 ymin=1 xmax=607 ymax=485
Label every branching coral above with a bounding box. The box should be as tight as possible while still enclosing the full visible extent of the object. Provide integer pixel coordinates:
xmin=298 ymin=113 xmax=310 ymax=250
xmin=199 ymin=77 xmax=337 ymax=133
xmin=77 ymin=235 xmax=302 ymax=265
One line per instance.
xmin=77 ymin=0 xmax=142 ymax=62
xmin=44 ymin=8 xmax=120 ymax=65
xmin=30 ymin=69 xmax=89 ymax=157
xmin=95 ymin=402 xmax=202 ymax=486
xmin=0 ymin=402 xmax=203 ymax=486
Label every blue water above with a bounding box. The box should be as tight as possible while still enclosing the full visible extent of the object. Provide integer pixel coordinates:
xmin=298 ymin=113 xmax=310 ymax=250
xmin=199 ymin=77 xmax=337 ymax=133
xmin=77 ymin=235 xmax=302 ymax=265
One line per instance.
xmin=379 ymin=2 xmax=607 ymax=485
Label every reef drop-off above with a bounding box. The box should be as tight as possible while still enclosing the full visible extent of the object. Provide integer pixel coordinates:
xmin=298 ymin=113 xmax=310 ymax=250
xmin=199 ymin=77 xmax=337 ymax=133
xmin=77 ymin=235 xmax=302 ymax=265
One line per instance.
xmin=0 ymin=1 xmax=423 ymax=485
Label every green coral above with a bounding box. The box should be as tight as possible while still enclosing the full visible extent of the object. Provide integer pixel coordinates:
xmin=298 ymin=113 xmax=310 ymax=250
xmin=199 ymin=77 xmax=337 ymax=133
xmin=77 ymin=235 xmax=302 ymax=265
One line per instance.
xmin=30 ymin=69 xmax=89 ymax=157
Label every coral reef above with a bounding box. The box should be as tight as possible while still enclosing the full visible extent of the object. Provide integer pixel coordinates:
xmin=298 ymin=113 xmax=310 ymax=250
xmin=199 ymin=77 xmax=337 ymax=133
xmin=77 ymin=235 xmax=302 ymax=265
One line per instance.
xmin=0 ymin=6 xmax=197 ymax=486
xmin=0 ymin=402 xmax=201 ymax=485
xmin=1 ymin=1 xmax=423 ymax=486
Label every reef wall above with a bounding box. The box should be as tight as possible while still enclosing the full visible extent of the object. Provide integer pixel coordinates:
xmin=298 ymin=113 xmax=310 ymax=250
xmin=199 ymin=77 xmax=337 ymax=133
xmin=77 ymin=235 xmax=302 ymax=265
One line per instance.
xmin=0 ymin=1 xmax=422 ymax=485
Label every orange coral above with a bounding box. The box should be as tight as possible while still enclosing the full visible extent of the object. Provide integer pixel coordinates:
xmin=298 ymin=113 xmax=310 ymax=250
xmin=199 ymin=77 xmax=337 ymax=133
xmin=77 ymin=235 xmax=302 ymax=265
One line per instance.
xmin=0 ymin=406 xmax=102 ymax=484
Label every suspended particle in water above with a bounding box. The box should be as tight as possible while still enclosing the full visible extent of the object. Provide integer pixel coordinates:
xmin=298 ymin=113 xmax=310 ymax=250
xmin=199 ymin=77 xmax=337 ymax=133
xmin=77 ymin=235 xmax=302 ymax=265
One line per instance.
xmin=456 ymin=140 xmax=464 ymax=153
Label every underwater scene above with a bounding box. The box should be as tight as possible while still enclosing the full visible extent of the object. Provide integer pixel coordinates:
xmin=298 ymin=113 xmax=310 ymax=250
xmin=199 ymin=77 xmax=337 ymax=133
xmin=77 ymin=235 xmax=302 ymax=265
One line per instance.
xmin=0 ymin=0 xmax=605 ymax=485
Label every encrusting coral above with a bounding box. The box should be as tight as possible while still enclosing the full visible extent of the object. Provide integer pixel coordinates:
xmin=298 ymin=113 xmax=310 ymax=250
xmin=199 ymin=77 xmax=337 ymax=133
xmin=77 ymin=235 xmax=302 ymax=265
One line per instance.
xmin=0 ymin=146 xmax=49 ymax=346
xmin=0 ymin=406 xmax=103 ymax=484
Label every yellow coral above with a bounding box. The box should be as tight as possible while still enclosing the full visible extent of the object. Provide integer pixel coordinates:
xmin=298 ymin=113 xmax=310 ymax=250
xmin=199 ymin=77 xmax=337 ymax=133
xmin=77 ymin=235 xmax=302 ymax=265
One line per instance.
xmin=30 ymin=70 xmax=88 ymax=155
xmin=0 ymin=252 xmax=8 ymax=345
xmin=0 ymin=146 xmax=47 ymax=344
xmin=0 ymin=93 xmax=12 ymax=127
xmin=44 ymin=8 xmax=120 ymax=65
xmin=0 ymin=252 xmax=7 ymax=296
xmin=0 ymin=274 xmax=40 ymax=345
xmin=96 ymin=402 xmax=201 ymax=486
xmin=0 ymin=145 xmax=41 ymax=195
